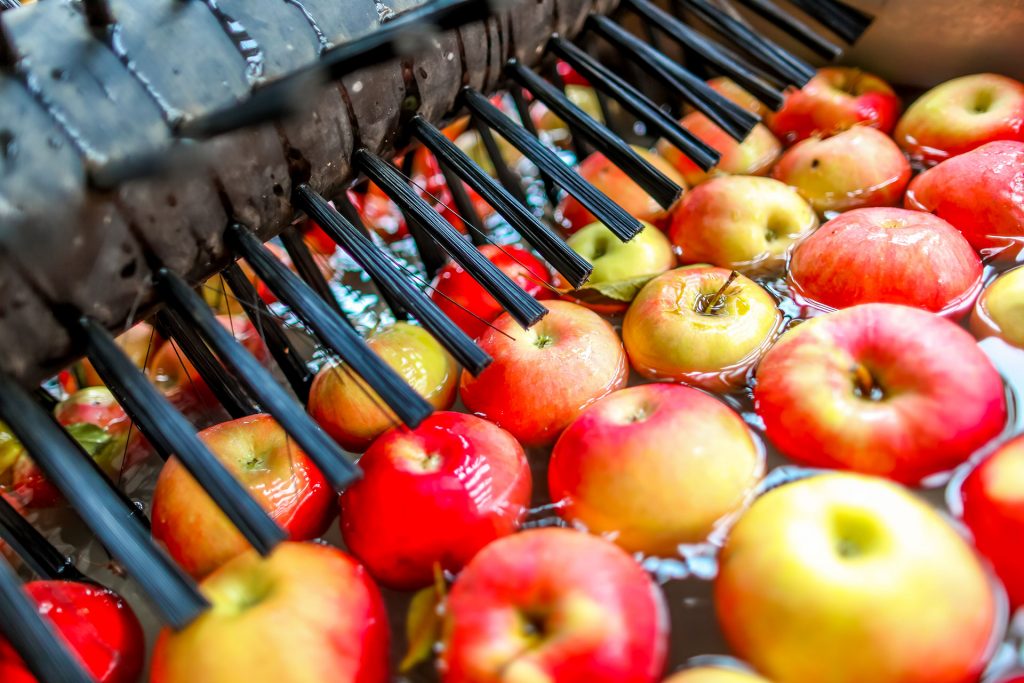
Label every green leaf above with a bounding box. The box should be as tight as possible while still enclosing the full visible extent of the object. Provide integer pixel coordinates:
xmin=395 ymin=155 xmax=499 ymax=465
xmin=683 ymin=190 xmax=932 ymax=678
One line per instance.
xmin=64 ymin=423 xmax=113 ymax=457
xmin=400 ymin=565 xmax=447 ymax=673
xmin=569 ymin=274 xmax=657 ymax=305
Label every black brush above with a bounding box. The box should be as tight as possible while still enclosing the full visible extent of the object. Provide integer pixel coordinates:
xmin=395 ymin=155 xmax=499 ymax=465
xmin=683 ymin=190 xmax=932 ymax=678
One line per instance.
xmin=786 ymin=0 xmax=873 ymax=44
xmin=436 ymin=159 xmax=487 ymax=247
xmin=295 ymin=185 xmax=491 ymax=375
xmin=332 ymin=194 xmax=410 ymax=320
xmin=410 ymin=115 xmax=593 ymax=288
xmin=158 ymin=261 xmax=366 ymax=489
xmin=732 ymin=0 xmax=843 ymax=59
xmin=33 ymin=386 xmax=59 ymax=412
xmin=220 ymin=262 xmax=314 ymax=402
xmin=0 ymin=371 xmax=207 ymax=629
xmin=0 ymin=494 xmax=85 ymax=582
xmin=357 ymin=148 xmax=549 ymax=330
xmin=0 ymin=557 xmax=94 ymax=683
xmin=0 ymin=0 xmax=20 ymax=10
xmin=151 ymin=309 xmax=261 ymax=419
xmin=278 ymin=226 xmax=345 ymax=315
xmin=587 ymin=16 xmax=759 ymax=141
xmin=623 ymin=0 xmax=786 ymax=110
xmin=550 ymin=38 xmax=720 ymax=171
xmin=398 ymin=152 xmax=451 ymax=280
xmin=507 ymin=86 xmax=562 ymax=209
xmin=507 ymin=59 xmax=683 ymax=210
xmin=471 ymin=116 xmax=530 ymax=206
xmin=463 ymin=87 xmax=644 ymax=242
xmin=79 ymin=0 xmax=114 ymax=32
xmin=685 ymin=0 xmax=816 ymax=86
xmin=80 ymin=316 xmax=285 ymax=556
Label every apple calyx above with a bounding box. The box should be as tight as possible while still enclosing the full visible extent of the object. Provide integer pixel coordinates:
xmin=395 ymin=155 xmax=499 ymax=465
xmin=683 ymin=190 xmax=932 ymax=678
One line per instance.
xmin=850 ymin=363 xmax=885 ymax=401
xmin=696 ymin=271 xmax=740 ymax=315
xmin=832 ymin=507 xmax=884 ymax=559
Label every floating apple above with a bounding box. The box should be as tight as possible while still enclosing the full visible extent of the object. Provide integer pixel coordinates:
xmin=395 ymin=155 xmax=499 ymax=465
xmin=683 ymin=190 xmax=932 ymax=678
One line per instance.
xmin=707 ymin=76 xmax=770 ymax=118
xmin=559 ymin=221 xmax=676 ymax=313
xmin=788 ymin=208 xmax=983 ymax=316
xmin=658 ymin=114 xmax=780 ymax=187
xmin=309 ymin=322 xmax=458 ymax=453
xmin=905 ymin=140 xmax=1024 ymax=256
xmin=0 ymin=662 xmax=34 ymax=683
xmin=429 ymin=244 xmax=554 ymax=340
xmin=549 ymin=383 xmax=763 ymax=555
xmin=557 ymin=149 xmax=686 ymax=232
xmin=971 ymin=266 xmax=1024 ymax=347
xmin=440 ymin=527 xmax=668 ymax=683
xmin=340 ymin=411 xmax=530 ymax=590
xmin=150 ymin=542 xmax=389 ymax=683
xmin=668 ymin=176 xmax=817 ymax=274
xmin=663 ymin=666 xmax=771 ymax=683
xmin=895 ymin=73 xmax=1024 ymax=164
xmin=716 ymin=473 xmax=999 ymax=683
xmin=961 ymin=433 xmax=1024 ymax=608
xmin=152 ymin=414 xmax=335 ymax=579
xmin=0 ymin=581 xmax=144 ymax=683
xmin=460 ymin=300 xmax=628 ymax=447
xmin=772 ymin=126 xmax=911 ymax=215
xmin=623 ymin=266 xmax=781 ymax=391
xmin=769 ymin=67 xmax=901 ymax=144
xmin=77 ymin=322 xmax=160 ymax=388
xmin=755 ymin=304 xmax=1007 ymax=484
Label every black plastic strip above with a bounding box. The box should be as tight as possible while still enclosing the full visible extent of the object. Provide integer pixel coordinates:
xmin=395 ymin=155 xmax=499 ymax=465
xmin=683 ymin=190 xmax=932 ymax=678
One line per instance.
xmin=278 ymin=226 xmax=345 ymax=315
xmin=508 ymin=85 xmax=562 ymax=209
xmin=0 ymin=494 xmax=85 ymax=582
xmin=732 ymin=0 xmax=843 ymax=59
xmin=437 ymin=157 xmax=487 ymax=247
xmin=472 ymin=116 xmax=529 ymax=206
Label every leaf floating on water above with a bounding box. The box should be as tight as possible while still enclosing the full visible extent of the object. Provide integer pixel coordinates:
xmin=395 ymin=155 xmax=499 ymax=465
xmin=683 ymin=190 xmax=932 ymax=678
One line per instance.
xmin=400 ymin=564 xmax=448 ymax=673
xmin=569 ymin=274 xmax=658 ymax=305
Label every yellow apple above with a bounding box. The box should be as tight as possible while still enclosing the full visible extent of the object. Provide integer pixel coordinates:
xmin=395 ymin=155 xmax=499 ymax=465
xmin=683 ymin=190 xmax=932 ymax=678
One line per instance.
xmin=971 ymin=266 xmax=1024 ymax=347
xmin=664 ymin=665 xmax=770 ymax=683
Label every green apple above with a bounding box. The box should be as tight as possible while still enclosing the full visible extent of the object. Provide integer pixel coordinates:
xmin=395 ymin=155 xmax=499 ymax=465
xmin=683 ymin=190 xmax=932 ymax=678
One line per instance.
xmin=716 ymin=473 xmax=1000 ymax=683
xmin=622 ymin=266 xmax=782 ymax=391
xmin=971 ymin=266 xmax=1024 ymax=347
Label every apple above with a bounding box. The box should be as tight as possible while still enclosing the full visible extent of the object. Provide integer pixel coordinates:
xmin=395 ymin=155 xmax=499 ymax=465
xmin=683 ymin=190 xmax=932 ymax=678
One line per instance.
xmin=460 ymin=300 xmax=628 ymax=447
xmin=754 ymin=303 xmax=1007 ymax=484
xmin=622 ymin=266 xmax=781 ymax=392
xmin=440 ymin=527 xmax=668 ymax=683
xmin=534 ymin=85 xmax=606 ymax=147
xmin=308 ymin=322 xmax=458 ymax=453
xmin=558 ymin=220 xmax=676 ymax=314
xmin=556 ymin=148 xmax=687 ymax=232
xmin=152 ymin=413 xmax=335 ymax=579
xmin=0 ymin=662 xmax=34 ymax=683
xmin=549 ymin=383 xmax=764 ymax=555
xmin=787 ymin=208 xmax=983 ymax=316
xmin=667 ymin=176 xmax=817 ymax=274
xmin=78 ymin=322 xmax=160 ymax=387
xmin=339 ymin=411 xmax=530 ymax=590
xmin=0 ymin=581 xmax=144 ymax=683
xmin=960 ymin=433 xmax=1024 ymax=608
xmin=707 ymin=76 xmax=770 ymax=118
xmin=348 ymin=185 xmax=408 ymax=242
xmin=147 ymin=313 xmax=266 ymax=411
xmin=150 ymin=541 xmax=389 ymax=683
xmin=771 ymin=126 xmax=912 ymax=215
xmin=715 ymin=472 xmax=1000 ymax=683
xmin=895 ymin=73 xmax=1024 ymax=165
xmin=905 ymin=140 xmax=1024 ymax=256
xmin=971 ymin=266 xmax=1024 ymax=347
xmin=429 ymin=244 xmax=555 ymax=341
xmin=663 ymin=666 xmax=771 ymax=683
xmin=768 ymin=67 xmax=901 ymax=145
xmin=657 ymin=114 xmax=780 ymax=187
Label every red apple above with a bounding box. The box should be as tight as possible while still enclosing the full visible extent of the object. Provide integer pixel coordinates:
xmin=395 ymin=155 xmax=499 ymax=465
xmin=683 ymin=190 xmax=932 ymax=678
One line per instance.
xmin=0 ymin=581 xmax=144 ymax=683
xmin=658 ymin=114 xmax=780 ymax=187
xmin=961 ymin=433 xmax=1024 ymax=608
xmin=151 ymin=542 xmax=389 ymax=683
xmin=440 ymin=527 xmax=668 ymax=683
xmin=788 ymin=208 xmax=983 ymax=317
xmin=895 ymin=73 xmax=1024 ymax=165
xmin=349 ymin=185 xmax=409 ymax=242
xmin=754 ymin=303 xmax=1007 ymax=484
xmin=78 ymin=322 xmax=160 ymax=388
xmin=556 ymin=149 xmax=686 ymax=232
xmin=905 ymin=140 xmax=1024 ymax=256
xmin=668 ymin=176 xmax=817 ymax=274
xmin=460 ymin=300 xmax=628 ymax=447
xmin=772 ymin=126 xmax=911 ymax=215
xmin=340 ymin=411 xmax=530 ymax=590
xmin=309 ymin=322 xmax=458 ymax=453
xmin=971 ymin=266 xmax=1024 ymax=347
xmin=716 ymin=473 xmax=1000 ymax=683
xmin=429 ymin=244 xmax=555 ymax=340
xmin=0 ymin=662 xmax=34 ymax=683
xmin=549 ymin=384 xmax=764 ymax=555
xmin=152 ymin=414 xmax=334 ymax=579
xmin=769 ymin=67 xmax=901 ymax=145
xmin=622 ymin=266 xmax=781 ymax=392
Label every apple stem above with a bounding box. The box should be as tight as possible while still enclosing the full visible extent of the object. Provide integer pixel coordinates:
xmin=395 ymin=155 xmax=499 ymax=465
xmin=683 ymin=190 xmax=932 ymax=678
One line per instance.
xmin=851 ymin=363 xmax=882 ymax=400
xmin=698 ymin=271 xmax=739 ymax=314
